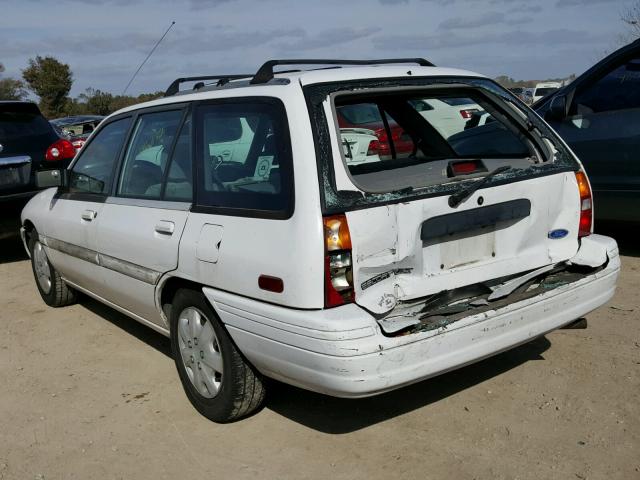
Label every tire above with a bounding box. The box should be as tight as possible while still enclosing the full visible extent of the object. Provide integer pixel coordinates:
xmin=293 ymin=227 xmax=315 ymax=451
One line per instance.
xmin=28 ymin=230 xmax=77 ymax=307
xmin=170 ymin=288 xmax=266 ymax=422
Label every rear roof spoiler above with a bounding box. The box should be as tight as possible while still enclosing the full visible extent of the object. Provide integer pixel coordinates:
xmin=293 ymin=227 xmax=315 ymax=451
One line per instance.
xmin=164 ymin=58 xmax=435 ymax=95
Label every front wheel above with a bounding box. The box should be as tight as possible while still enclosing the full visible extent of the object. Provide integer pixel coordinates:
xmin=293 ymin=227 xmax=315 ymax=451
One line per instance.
xmin=28 ymin=230 xmax=77 ymax=307
xmin=170 ymin=288 xmax=266 ymax=422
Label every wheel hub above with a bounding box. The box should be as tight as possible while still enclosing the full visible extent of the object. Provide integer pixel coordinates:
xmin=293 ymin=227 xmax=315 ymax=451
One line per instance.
xmin=177 ymin=307 xmax=223 ymax=398
xmin=33 ymin=241 xmax=52 ymax=294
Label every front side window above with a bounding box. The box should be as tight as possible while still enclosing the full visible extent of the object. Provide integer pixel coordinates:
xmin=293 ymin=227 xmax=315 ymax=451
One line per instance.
xmin=573 ymin=57 xmax=640 ymax=114
xmin=195 ymin=100 xmax=292 ymax=215
xmin=117 ymin=110 xmax=183 ymax=199
xmin=69 ymin=117 xmax=131 ymax=194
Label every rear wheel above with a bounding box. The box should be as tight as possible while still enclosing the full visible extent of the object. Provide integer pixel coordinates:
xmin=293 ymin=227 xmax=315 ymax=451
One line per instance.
xmin=169 ymin=288 xmax=266 ymax=422
xmin=28 ymin=230 xmax=77 ymax=307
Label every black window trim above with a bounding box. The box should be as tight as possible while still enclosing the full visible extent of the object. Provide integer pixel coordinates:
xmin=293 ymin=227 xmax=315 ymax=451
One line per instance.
xmin=191 ymin=96 xmax=295 ymax=220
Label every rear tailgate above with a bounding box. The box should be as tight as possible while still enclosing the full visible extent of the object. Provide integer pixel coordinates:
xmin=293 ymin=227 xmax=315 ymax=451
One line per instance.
xmin=347 ymin=171 xmax=581 ymax=314
xmin=303 ymin=75 xmax=586 ymax=324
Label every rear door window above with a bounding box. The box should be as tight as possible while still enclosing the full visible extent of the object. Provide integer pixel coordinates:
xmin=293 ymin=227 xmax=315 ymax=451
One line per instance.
xmin=194 ymin=99 xmax=293 ymax=217
xmin=333 ymin=90 xmax=536 ymax=193
xmin=117 ymin=109 xmax=183 ymax=199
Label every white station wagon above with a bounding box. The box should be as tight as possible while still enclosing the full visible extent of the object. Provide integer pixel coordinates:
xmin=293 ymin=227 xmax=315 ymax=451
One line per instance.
xmin=21 ymin=59 xmax=620 ymax=422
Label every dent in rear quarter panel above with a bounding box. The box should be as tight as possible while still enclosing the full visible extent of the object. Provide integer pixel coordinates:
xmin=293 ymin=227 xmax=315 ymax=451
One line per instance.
xmin=175 ymin=86 xmax=326 ymax=310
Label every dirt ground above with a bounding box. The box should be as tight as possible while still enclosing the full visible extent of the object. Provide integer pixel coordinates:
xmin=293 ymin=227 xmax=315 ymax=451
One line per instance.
xmin=0 ymin=225 xmax=638 ymax=480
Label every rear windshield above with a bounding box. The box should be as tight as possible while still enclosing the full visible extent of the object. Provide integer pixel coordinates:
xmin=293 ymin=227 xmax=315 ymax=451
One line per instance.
xmin=304 ymin=77 xmax=578 ymax=213
xmin=0 ymin=104 xmax=51 ymax=139
xmin=534 ymin=87 xmax=558 ymax=97
xmin=333 ymin=89 xmax=537 ymax=193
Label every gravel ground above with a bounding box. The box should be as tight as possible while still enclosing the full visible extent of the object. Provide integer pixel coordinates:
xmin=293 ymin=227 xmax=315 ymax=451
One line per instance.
xmin=0 ymin=225 xmax=638 ymax=480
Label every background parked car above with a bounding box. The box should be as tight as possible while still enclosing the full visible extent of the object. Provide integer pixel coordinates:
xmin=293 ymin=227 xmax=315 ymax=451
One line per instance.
xmin=411 ymin=97 xmax=482 ymax=139
xmin=536 ymin=39 xmax=640 ymax=223
xmin=336 ymin=104 xmax=415 ymax=160
xmin=1 ymin=102 xmax=76 ymax=237
xmin=50 ymin=115 xmax=104 ymax=152
xmin=532 ymin=82 xmax=561 ymax=103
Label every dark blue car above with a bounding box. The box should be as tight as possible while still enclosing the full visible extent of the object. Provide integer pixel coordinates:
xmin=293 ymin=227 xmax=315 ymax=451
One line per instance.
xmin=536 ymin=39 xmax=640 ymax=222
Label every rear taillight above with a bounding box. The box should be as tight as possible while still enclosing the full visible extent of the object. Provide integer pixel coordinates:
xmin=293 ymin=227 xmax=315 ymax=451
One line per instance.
xmin=323 ymin=214 xmax=354 ymax=308
xmin=575 ymin=171 xmax=593 ymax=237
xmin=374 ymin=127 xmax=404 ymax=143
xmin=45 ymin=139 xmax=76 ymax=161
xmin=366 ymin=140 xmax=380 ymax=156
xmin=459 ymin=108 xmax=479 ymax=119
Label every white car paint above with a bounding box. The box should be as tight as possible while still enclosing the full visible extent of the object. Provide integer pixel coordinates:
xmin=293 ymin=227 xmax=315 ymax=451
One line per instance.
xmin=21 ymin=64 xmax=619 ymax=401
xmin=339 ymin=128 xmax=381 ymax=165
xmin=415 ymin=98 xmax=482 ymax=139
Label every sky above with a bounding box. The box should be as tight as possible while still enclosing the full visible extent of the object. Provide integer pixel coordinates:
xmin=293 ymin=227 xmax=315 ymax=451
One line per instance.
xmin=0 ymin=0 xmax=631 ymax=97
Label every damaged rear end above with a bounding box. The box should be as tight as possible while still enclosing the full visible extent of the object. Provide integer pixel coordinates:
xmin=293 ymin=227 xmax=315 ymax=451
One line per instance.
xmin=306 ymin=75 xmax=616 ymax=337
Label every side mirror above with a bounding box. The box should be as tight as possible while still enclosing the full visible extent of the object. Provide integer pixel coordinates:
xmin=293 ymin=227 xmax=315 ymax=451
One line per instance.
xmin=36 ymin=169 xmax=69 ymax=189
xmin=547 ymin=94 xmax=568 ymax=121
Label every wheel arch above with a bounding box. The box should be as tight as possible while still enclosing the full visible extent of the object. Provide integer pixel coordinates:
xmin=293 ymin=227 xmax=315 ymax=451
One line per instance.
xmin=156 ymin=275 xmax=209 ymax=327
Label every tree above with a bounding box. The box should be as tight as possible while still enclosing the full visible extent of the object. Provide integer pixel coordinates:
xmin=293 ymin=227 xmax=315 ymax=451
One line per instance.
xmin=0 ymin=63 xmax=27 ymax=100
xmin=78 ymin=88 xmax=114 ymax=116
xmin=621 ymin=1 xmax=640 ymax=41
xmin=22 ymin=56 xmax=73 ymax=117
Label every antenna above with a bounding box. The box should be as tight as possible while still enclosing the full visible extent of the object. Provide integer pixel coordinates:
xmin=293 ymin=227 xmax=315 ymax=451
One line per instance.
xmin=122 ymin=21 xmax=176 ymax=95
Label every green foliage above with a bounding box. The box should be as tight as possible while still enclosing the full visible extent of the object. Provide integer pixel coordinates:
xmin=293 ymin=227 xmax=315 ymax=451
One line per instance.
xmin=65 ymin=87 xmax=164 ymax=116
xmin=0 ymin=62 xmax=27 ymax=100
xmin=22 ymin=56 xmax=73 ymax=117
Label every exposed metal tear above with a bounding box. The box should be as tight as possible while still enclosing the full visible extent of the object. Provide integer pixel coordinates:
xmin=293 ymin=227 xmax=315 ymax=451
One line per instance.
xmin=487 ymin=263 xmax=557 ymax=301
xmin=376 ymin=261 xmax=603 ymax=335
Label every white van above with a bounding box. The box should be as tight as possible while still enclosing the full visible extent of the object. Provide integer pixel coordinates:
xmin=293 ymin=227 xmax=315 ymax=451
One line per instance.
xmin=532 ymin=82 xmax=562 ymax=103
xmin=21 ymin=59 xmax=619 ymax=422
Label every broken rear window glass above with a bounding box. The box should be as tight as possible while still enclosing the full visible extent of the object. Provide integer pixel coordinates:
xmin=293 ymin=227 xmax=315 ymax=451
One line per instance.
xmin=333 ymin=90 xmax=537 ymax=193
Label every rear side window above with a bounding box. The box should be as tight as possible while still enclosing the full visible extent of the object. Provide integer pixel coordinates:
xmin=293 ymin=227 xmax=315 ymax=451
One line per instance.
xmin=69 ymin=117 xmax=131 ymax=194
xmin=194 ymin=99 xmax=293 ymax=217
xmin=117 ymin=109 xmax=183 ymax=199
xmin=334 ymin=91 xmax=534 ymax=192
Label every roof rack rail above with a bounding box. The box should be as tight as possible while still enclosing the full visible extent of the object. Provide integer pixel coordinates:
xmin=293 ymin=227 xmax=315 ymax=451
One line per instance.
xmin=164 ymin=75 xmax=252 ymax=97
xmin=250 ymin=58 xmax=434 ymax=85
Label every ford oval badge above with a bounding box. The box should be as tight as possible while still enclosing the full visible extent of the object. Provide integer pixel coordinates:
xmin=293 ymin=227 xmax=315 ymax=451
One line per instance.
xmin=548 ymin=229 xmax=569 ymax=239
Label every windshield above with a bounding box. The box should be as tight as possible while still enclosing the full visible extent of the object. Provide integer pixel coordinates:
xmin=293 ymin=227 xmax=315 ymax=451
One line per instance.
xmin=333 ymin=89 xmax=536 ymax=193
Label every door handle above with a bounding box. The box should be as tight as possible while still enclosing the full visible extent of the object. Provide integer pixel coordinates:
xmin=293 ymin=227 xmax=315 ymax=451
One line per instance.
xmin=155 ymin=220 xmax=175 ymax=235
xmin=81 ymin=210 xmax=97 ymax=221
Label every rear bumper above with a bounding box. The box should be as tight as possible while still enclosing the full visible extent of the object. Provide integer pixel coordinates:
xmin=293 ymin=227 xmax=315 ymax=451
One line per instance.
xmin=203 ymin=235 xmax=620 ymax=398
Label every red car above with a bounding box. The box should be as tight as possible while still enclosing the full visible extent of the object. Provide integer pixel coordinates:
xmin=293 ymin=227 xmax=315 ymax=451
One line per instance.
xmin=336 ymin=104 xmax=415 ymax=159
